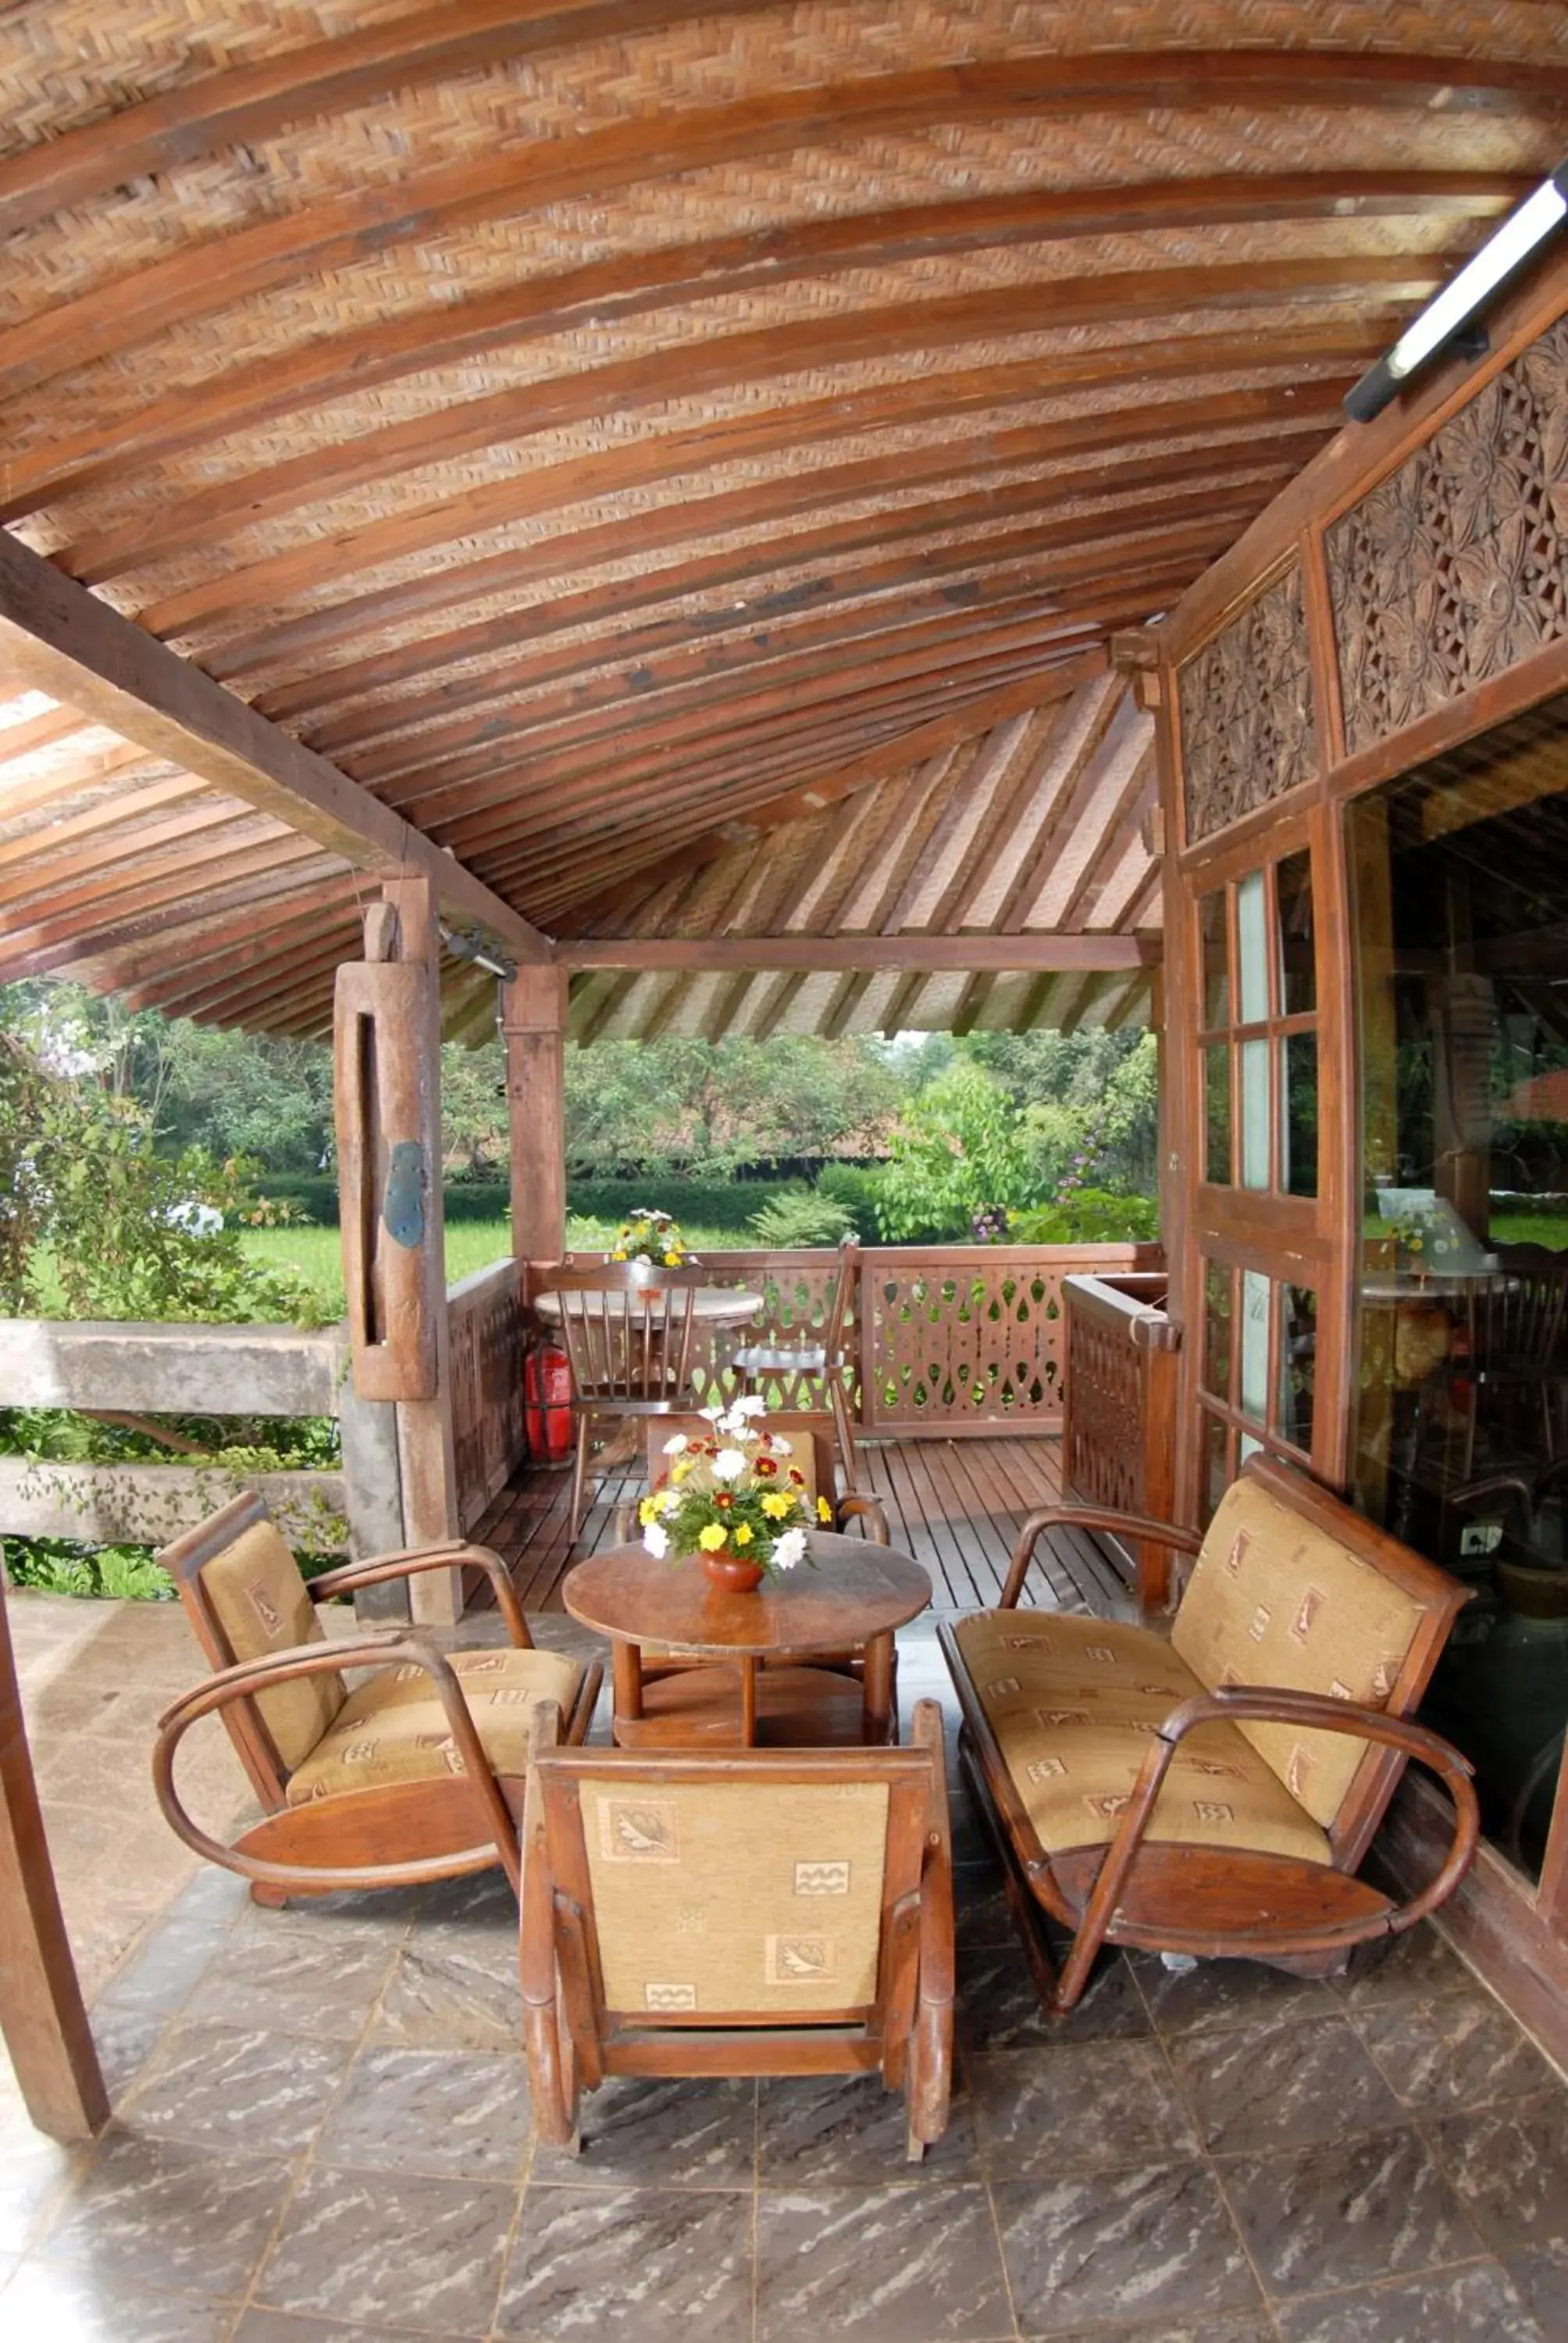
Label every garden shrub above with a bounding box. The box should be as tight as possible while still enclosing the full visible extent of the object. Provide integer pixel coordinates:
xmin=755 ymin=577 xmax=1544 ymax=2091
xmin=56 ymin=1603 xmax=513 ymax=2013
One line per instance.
xmin=746 ymin=1188 xmax=858 ymax=1247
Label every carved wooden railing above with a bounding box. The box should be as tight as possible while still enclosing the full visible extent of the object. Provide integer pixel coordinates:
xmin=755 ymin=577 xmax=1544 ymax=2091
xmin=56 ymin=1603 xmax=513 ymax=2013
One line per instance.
xmin=1060 ymin=1270 xmax=1181 ymax=1579
xmin=447 ymin=1258 xmax=528 ymax=1531
xmin=541 ymin=1243 xmax=1163 ymax=1437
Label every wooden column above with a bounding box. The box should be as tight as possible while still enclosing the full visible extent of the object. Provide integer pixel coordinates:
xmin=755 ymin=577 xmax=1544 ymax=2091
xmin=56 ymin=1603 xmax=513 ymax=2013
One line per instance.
xmin=378 ymin=878 xmax=461 ymax=1621
xmin=501 ymin=966 xmax=570 ymax=1267
xmin=0 ymin=1571 xmax=109 ymax=2141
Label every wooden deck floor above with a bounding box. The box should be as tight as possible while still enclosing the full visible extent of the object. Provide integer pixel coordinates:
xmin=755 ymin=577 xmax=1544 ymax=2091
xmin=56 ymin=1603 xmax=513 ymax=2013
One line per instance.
xmin=472 ymin=1432 xmax=1130 ymax=1615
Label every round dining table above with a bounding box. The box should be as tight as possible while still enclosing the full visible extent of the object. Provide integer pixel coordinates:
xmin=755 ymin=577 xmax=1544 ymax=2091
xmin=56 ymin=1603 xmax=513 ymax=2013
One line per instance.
xmin=561 ymin=1532 xmax=932 ymax=1749
xmin=532 ymin=1286 xmax=764 ymax=1330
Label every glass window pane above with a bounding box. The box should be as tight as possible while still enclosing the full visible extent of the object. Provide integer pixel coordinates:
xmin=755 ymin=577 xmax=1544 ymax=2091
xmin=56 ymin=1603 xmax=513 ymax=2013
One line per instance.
xmin=1240 ymin=1269 xmax=1270 ymax=1425
xmin=1282 ymin=1032 xmax=1319 ymax=1198
xmin=1240 ymin=1036 xmax=1270 ymax=1189
xmin=1199 ymin=889 xmax=1229 ymax=1031
xmin=1276 ymin=851 xmax=1316 ymax=1013
xmin=1203 ymin=1262 xmax=1232 ymax=1399
xmin=1236 ymin=869 xmax=1269 ymax=1024
xmin=1203 ymin=1410 xmax=1231 ymax=1523
xmin=1278 ymin=1284 xmax=1317 ymax=1452
xmin=1238 ymin=1431 xmax=1263 ymax=1464
xmin=1205 ymin=1046 xmax=1231 ymax=1185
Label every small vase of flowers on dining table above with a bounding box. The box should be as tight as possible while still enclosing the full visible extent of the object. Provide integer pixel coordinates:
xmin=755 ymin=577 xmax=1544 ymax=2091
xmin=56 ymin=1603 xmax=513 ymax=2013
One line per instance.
xmin=640 ymin=1396 xmax=833 ymax=1593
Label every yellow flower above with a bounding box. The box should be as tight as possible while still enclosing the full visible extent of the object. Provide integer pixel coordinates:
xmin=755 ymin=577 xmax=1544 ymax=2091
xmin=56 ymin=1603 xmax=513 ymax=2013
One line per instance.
xmin=638 ymin=1496 xmax=657 ymax=1527
xmin=664 ymin=1251 xmax=682 ymax=1267
xmin=761 ymin=1492 xmax=792 ymax=1520
xmin=611 ymin=1249 xmax=627 ymax=1261
xmin=816 ymin=1495 xmax=833 ymax=1522
xmin=733 ymin=1523 xmax=754 ymax=1546
xmin=672 ymin=1458 xmax=693 ymax=1485
xmin=698 ymin=1522 xmax=728 ymax=1552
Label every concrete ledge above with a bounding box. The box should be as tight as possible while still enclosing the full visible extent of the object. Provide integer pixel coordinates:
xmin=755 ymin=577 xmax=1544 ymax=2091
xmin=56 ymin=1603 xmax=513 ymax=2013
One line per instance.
xmin=0 ymin=1320 xmax=345 ymax=1416
xmin=0 ymin=1459 xmax=349 ymax=1551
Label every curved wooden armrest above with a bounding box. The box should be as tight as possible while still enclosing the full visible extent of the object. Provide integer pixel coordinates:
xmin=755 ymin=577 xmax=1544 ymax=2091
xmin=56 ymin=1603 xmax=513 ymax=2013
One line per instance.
xmin=151 ymin=1632 xmax=521 ymax=1894
xmin=836 ymin=1493 xmax=889 ymax=1544
xmin=519 ymin=1699 xmax=565 ymax=2012
xmin=311 ymin=1542 xmax=533 ymax=1648
xmin=1078 ymin=1685 xmax=1481 ymax=1959
xmin=1001 ymin=1505 xmax=1203 ymax=1609
xmin=909 ymin=1698 xmax=954 ymax=2009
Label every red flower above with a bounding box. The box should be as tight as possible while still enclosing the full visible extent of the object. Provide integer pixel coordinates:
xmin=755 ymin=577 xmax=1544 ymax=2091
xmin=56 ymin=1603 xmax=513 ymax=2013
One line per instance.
xmin=789 ymin=1467 xmax=806 ymax=1486
xmin=715 ymin=1490 xmax=733 ymax=1508
xmin=754 ymin=1455 xmax=779 ymax=1477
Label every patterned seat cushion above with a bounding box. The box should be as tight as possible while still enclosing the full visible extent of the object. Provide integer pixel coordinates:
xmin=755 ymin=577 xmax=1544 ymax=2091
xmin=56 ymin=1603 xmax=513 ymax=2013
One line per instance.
xmin=1173 ymin=1475 xmax=1429 ymax=1827
xmin=286 ymin=1646 xmax=583 ymax=1805
xmin=200 ymin=1517 xmax=346 ymax=1770
xmin=953 ymin=1611 xmax=1330 ymax=1867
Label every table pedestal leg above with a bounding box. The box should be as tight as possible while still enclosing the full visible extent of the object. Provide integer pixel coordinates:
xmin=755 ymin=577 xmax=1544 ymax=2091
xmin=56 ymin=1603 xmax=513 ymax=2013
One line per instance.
xmin=611 ymin=1640 xmax=643 ymax=1746
xmin=863 ymin=1633 xmax=895 ymax=1744
xmin=739 ymin=1657 xmax=758 ymax=1746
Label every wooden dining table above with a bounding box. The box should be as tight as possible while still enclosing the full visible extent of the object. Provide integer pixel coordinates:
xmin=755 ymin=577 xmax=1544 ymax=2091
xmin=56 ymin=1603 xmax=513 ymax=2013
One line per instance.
xmin=561 ymin=1532 xmax=932 ymax=1749
xmin=532 ymin=1285 xmax=764 ymax=1331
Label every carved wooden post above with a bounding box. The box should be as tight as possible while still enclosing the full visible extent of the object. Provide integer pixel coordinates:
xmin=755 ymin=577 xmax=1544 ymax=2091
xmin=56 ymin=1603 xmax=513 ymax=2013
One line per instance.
xmin=501 ymin=967 xmax=569 ymax=1268
xmin=0 ymin=1569 xmax=109 ymax=2141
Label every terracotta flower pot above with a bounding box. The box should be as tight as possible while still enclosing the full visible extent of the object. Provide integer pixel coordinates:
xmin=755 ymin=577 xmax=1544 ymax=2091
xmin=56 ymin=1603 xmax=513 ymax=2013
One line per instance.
xmin=699 ymin=1550 xmax=765 ymax=1594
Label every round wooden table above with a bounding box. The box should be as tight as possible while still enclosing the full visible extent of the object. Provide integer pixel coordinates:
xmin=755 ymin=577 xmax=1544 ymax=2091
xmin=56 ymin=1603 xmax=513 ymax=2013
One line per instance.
xmin=561 ymin=1532 xmax=931 ymax=1749
xmin=533 ymin=1286 xmax=764 ymax=1329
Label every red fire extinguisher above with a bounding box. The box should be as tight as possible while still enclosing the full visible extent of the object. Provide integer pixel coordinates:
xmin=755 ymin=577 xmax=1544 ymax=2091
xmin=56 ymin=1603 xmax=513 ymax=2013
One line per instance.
xmin=525 ymin=1342 xmax=575 ymax=1464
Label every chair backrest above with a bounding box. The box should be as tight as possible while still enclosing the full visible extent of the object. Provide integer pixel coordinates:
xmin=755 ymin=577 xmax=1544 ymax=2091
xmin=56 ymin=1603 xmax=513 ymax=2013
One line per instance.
xmin=644 ymin=1408 xmax=832 ymax=1507
xmin=543 ymin=1264 xmax=705 ymax=1404
xmin=1171 ymin=1454 xmax=1468 ymax=1859
xmin=824 ymin=1235 xmax=861 ymax=1361
xmin=157 ymin=1491 xmax=347 ymax=1802
xmin=530 ymin=1742 xmax=935 ymax=2032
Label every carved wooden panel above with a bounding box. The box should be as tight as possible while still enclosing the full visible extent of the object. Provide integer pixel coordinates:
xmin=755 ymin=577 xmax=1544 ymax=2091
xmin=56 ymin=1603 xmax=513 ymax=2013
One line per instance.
xmin=1064 ymin=1300 xmax=1146 ymax=1515
xmin=863 ymin=1252 xmax=1067 ymax=1435
xmin=1326 ymin=317 xmax=1568 ymax=752
xmin=1177 ymin=565 xmax=1319 ymax=843
xmin=450 ymin=1262 xmax=528 ymax=1532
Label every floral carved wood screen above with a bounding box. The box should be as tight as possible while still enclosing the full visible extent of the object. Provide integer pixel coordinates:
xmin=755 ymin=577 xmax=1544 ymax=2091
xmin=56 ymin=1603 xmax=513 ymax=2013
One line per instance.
xmin=1176 ymin=565 xmax=1319 ymax=843
xmin=1325 ymin=315 xmax=1568 ymax=752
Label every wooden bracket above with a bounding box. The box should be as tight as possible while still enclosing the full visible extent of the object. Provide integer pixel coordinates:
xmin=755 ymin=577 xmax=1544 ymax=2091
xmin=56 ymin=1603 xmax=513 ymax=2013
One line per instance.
xmin=333 ymin=958 xmax=438 ymax=1401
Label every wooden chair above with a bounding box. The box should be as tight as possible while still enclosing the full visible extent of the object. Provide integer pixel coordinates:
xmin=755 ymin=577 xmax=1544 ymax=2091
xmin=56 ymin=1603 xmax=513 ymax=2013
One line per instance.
xmin=151 ymin=1492 xmax=601 ymax=1903
xmin=732 ymin=1236 xmax=861 ymax=1486
xmin=941 ymin=1453 xmax=1480 ymax=2013
xmin=539 ymin=1263 xmax=707 ymax=1539
xmin=520 ymin=1696 xmax=953 ymax=2158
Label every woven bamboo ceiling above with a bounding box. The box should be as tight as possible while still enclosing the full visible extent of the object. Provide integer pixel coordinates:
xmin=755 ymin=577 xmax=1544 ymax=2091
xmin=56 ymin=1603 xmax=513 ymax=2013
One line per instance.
xmin=2 ymin=2 xmax=1565 ymax=1040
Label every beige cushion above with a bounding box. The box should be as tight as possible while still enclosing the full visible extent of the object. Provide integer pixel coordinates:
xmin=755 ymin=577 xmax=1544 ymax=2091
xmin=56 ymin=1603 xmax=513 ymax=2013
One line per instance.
xmin=201 ymin=1519 xmax=345 ymax=1771
xmin=286 ymin=1646 xmax=582 ymax=1805
xmin=1173 ymin=1476 xmax=1428 ymax=1827
xmin=954 ymin=1611 xmax=1330 ymax=1868
xmin=578 ymin=1777 xmax=889 ymax=2016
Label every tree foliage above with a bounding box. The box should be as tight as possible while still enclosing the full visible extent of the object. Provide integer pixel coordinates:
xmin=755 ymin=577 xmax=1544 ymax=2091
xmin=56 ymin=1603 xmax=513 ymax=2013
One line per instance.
xmin=875 ymin=1061 xmax=1033 ymax=1240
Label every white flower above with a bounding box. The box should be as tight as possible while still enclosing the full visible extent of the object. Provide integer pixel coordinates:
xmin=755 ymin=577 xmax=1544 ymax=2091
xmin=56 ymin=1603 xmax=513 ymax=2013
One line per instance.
xmin=715 ymin=1408 xmax=754 ymax=1439
xmin=769 ymin=1435 xmax=793 ymax=1456
xmin=699 ymin=1403 xmax=726 ymax=1422
xmin=661 ymin=1433 xmax=689 ymax=1455
xmin=733 ymin=1394 xmax=768 ymax=1418
xmin=642 ymin=1521 xmax=669 ymax=1559
xmin=711 ymin=1449 xmax=747 ymax=1482
xmin=633 ymin=1252 xmax=653 ymax=1268
xmin=772 ymin=1528 xmax=807 ymax=1570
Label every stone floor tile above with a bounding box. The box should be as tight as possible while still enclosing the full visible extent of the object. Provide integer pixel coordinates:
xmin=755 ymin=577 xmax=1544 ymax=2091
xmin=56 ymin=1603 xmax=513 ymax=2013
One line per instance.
xmin=316 ymin=2045 xmax=531 ymax=2179
xmin=255 ymin=2163 xmax=513 ymax=2336
xmin=958 ymin=1941 xmax=1149 ymax=2049
xmin=497 ymin=2184 xmax=752 ymax=2343
xmin=1353 ymin=1989 xmax=1556 ymax=2113
xmin=534 ymin=2074 xmax=755 ymax=2184
xmin=118 ymin=2023 xmax=348 ymax=2157
xmin=1430 ymin=2091 xmax=1568 ymax=2253
xmin=757 ymin=2181 xmax=1010 ymax=2343
xmin=1217 ymin=2125 xmax=1483 ymax=2297
xmin=1129 ymin=1952 xmax=1338 ymax=2037
xmin=1165 ymin=2010 xmax=1405 ymax=2154
xmin=953 ymin=1865 xmax=1015 ymax=1952
xmin=91 ymin=2002 xmax=175 ymax=2104
xmin=1031 ymin=2321 xmax=1274 ymax=2343
xmin=181 ymin=1915 xmax=400 ymax=2041
xmin=994 ymin=2159 xmax=1260 ymax=2337
xmin=1498 ymin=2245 xmax=1568 ymax=2333
xmin=757 ymin=2069 xmax=979 ymax=2181
xmin=370 ymin=1930 xmax=522 ymax=2052
xmin=233 ymin=2314 xmax=483 ymax=2342
xmin=0 ymin=2122 xmax=89 ymax=2254
xmin=971 ymin=2040 xmax=1197 ymax=2177
xmin=1331 ymin=1924 xmax=1472 ymax=2007
xmin=0 ymin=2255 xmax=230 ymax=2338
xmin=1273 ymin=2260 xmax=1548 ymax=2342
xmin=36 ymin=2129 xmax=294 ymax=2300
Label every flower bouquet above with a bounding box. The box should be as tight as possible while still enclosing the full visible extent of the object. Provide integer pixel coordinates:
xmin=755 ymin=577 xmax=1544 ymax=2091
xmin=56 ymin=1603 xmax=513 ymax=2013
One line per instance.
xmin=639 ymin=1396 xmax=832 ymax=1592
xmin=608 ymin=1205 xmax=695 ymax=1269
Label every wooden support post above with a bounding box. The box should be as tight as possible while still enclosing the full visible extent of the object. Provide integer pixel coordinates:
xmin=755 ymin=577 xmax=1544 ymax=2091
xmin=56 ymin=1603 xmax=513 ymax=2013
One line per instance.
xmin=378 ymin=878 xmax=462 ymax=1623
xmin=501 ymin=967 xmax=570 ymax=1267
xmin=0 ymin=1571 xmax=109 ymax=2141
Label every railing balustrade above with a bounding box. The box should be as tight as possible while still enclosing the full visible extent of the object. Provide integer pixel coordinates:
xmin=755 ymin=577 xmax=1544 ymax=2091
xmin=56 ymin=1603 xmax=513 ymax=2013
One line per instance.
xmin=1060 ymin=1269 xmax=1181 ymax=1597
xmin=447 ymin=1259 xmax=529 ymax=1531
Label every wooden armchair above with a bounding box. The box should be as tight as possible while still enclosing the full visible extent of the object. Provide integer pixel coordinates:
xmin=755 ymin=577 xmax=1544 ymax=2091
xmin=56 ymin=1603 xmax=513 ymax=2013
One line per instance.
xmin=537 ymin=1263 xmax=707 ymax=1539
xmin=940 ymin=1454 xmax=1480 ymax=2013
xmin=521 ymin=1696 xmax=953 ymax=2158
xmin=733 ymin=1236 xmax=861 ymax=1485
xmin=151 ymin=1492 xmax=600 ymax=1902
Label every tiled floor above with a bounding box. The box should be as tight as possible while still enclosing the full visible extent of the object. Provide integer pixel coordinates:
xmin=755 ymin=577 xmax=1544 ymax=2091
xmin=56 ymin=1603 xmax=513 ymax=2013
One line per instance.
xmin=4 ymin=1621 xmax=1567 ymax=2342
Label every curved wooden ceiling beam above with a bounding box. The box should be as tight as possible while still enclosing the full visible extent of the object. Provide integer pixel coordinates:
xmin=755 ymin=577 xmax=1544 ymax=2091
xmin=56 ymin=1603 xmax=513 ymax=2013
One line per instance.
xmin=323 ymin=454 xmax=1310 ymax=769
xmin=1 ymin=49 xmax=1557 ymax=396
xmin=0 ymin=2 xmax=789 ymax=241
xmin=121 ymin=257 xmax=1432 ymax=616
xmin=189 ymin=371 xmax=1354 ymax=665
xmin=9 ymin=168 xmax=1520 ymax=529
xmin=362 ymin=490 xmax=1267 ymax=803
xmin=256 ymin=412 xmax=1337 ymax=720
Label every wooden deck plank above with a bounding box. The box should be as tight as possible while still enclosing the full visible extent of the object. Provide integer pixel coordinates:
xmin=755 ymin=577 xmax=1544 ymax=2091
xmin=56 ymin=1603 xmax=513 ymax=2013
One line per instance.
xmin=472 ymin=1432 xmax=1121 ymax=1618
